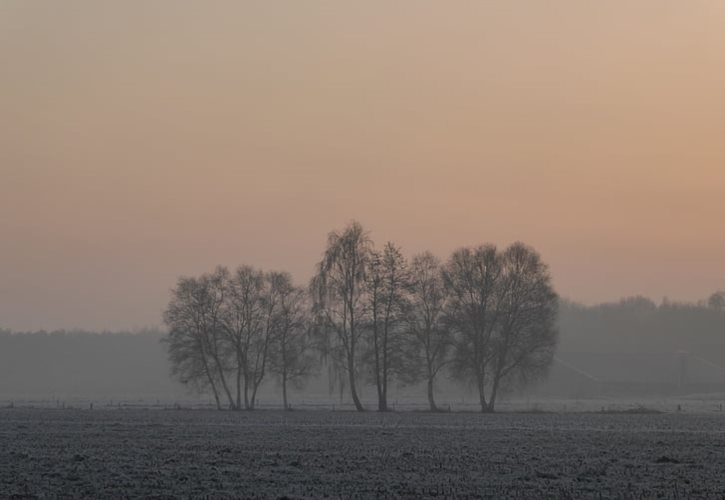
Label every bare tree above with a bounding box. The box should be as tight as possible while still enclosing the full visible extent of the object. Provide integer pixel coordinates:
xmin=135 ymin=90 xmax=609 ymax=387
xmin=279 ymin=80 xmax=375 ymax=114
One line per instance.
xmin=163 ymin=231 xmax=556 ymax=414
xmin=443 ymin=244 xmax=558 ymax=412
xmin=247 ymin=271 xmax=285 ymax=409
xmin=486 ymin=243 xmax=558 ymax=410
xmin=166 ymin=266 xmax=306 ymax=411
xmin=443 ymin=245 xmax=504 ymax=412
xmin=311 ymin=221 xmax=373 ymax=411
xmin=708 ymin=291 xmax=725 ymax=310
xmin=269 ymin=283 xmax=317 ymax=409
xmin=220 ymin=267 xmax=285 ymax=410
xmin=364 ymin=250 xmax=385 ymax=409
xmin=365 ymin=242 xmax=409 ymax=411
xmin=164 ymin=268 xmax=235 ymax=409
xmin=402 ymin=251 xmax=450 ymax=411
xmin=164 ymin=277 xmax=223 ymax=408
xmin=220 ymin=265 xmax=265 ymax=410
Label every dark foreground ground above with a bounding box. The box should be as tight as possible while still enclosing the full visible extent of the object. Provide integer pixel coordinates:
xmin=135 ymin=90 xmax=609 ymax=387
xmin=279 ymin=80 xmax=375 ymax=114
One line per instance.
xmin=1 ymin=408 xmax=724 ymax=499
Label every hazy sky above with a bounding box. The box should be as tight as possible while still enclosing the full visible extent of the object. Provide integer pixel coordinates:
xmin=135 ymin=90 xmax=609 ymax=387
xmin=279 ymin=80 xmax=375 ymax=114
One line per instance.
xmin=2 ymin=1 xmax=725 ymax=331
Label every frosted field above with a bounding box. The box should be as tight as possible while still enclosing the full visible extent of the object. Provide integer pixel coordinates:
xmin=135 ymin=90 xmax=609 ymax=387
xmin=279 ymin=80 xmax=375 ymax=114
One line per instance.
xmin=2 ymin=408 xmax=724 ymax=498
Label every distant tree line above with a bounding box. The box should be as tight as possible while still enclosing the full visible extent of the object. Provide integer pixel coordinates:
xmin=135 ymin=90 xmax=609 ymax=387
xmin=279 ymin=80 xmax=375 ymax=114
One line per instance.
xmin=3 ymin=289 xmax=723 ymax=402
xmin=559 ymin=294 xmax=725 ymax=359
xmin=0 ymin=329 xmax=176 ymax=399
xmin=163 ymin=221 xmax=559 ymax=412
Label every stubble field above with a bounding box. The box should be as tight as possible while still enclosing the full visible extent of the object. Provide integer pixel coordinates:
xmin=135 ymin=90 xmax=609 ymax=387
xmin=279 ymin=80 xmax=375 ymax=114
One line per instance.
xmin=1 ymin=408 xmax=724 ymax=498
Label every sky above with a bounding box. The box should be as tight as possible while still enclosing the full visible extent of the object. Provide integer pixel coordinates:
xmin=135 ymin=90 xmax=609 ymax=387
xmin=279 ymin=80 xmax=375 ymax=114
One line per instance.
xmin=1 ymin=1 xmax=725 ymax=331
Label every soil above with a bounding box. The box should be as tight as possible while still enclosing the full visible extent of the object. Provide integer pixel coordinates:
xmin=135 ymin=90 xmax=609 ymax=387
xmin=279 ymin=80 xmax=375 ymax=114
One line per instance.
xmin=1 ymin=408 xmax=723 ymax=498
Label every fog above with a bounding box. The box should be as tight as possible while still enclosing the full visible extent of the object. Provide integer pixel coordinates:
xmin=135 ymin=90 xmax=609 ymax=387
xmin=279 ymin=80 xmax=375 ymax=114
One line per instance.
xmin=4 ymin=2 xmax=725 ymax=497
xmin=3 ymin=295 xmax=723 ymax=404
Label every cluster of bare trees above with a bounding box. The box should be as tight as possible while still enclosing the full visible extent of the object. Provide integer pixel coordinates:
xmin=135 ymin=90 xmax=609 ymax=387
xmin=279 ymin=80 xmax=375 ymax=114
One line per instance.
xmin=163 ymin=267 xmax=314 ymax=410
xmin=164 ymin=221 xmax=558 ymax=412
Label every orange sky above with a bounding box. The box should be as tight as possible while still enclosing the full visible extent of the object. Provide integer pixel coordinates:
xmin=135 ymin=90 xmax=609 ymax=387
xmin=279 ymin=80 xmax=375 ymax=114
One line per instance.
xmin=1 ymin=1 xmax=724 ymax=331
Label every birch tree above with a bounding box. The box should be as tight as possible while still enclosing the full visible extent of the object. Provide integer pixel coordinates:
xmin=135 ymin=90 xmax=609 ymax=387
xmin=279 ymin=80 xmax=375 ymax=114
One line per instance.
xmin=402 ymin=251 xmax=450 ymax=411
xmin=365 ymin=242 xmax=409 ymax=411
xmin=311 ymin=221 xmax=373 ymax=411
xmin=164 ymin=268 xmax=235 ymax=409
xmin=269 ymin=283 xmax=316 ymax=409
xmin=220 ymin=265 xmax=266 ymax=409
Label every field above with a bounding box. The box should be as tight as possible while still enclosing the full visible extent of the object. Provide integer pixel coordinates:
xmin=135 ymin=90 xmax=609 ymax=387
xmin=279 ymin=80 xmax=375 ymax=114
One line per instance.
xmin=2 ymin=408 xmax=724 ymax=498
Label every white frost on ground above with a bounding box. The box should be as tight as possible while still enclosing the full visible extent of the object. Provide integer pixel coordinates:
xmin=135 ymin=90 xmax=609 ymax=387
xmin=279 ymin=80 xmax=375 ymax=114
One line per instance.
xmin=1 ymin=408 xmax=724 ymax=498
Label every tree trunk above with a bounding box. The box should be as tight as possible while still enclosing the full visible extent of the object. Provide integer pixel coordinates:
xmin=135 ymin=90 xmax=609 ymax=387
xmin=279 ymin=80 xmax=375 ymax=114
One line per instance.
xmin=250 ymin=384 xmax=258 ymax=409
xmin=250 ymin=379 xmax=257 ymax=409
xmin=201 ymin=354 xmax=222 ymax=410
xmin=251 ymin=371 xmax=265 ymax=409
xmin=488 ymin=369 xmax=503 ymax=413
xmin=282 ymin=346 xmax=290 ymax=410
xmin=477 ymin=372 xmax=490 ymax=413
xmin=380 ymin=291 xmax=394 ymax=413
xmin=374 ymin=344 xmax=383 ymax=410
xmin=250 ymin=328 xmax=272 ymax=410
xmin=348 ymin=353 xmax=364 ymax=411
xmin=427 ymin=376 xmax=438 ymax=412
xmin=347 ymin=283 xmax=365 ymax=412
xmin=375 ymin=334 xmax=386 ymax=411
xmin=244 ymin=372 xmax=251 ymax=410
xmin=372 ymin=305 xmax=384 ymax=411
xmin=378 ymin=395 xmax=387 ymax=411
xmin=235 ymin=352 xmax=243 ymax=410
xmin=214 ymin=359 xmax=235 ymax=410
xmin=282 ymin=372 xmax=289 ymax=410
xmin=211 ymin=389 xmax=221 ymax=410
xmin=380 ymin=325 xmax=388 ymax=412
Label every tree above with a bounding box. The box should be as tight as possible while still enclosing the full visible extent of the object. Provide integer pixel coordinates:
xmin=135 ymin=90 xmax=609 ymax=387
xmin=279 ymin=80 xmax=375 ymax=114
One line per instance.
xmin=247 ymin=271 xmax=286 ymax=409
xmin=708 ymin=291 xmax=725 ymax=310
xmin=486 ymin=243 xmax=558 ymax=410
xmin=311 ymin=221 xmax=373 ymax=411
xmin=443 ymin=245 xmax=503 ymax=412
xmin=163 ymin=268 xmax=235 ymax=409
xmin=443 ymin=243 xmax=558 ymax=412
xmin=166 ymin=266 xmax=298 ymax=411
xmin=269 ymin=283 xmax=317 ymax=409
xmin=220 ymin=265 xmax=266 ymax=410
xmin=365 ymin=242 xmax=409 ymax=411
xmin=220 ymin=267 xmax=286 ymax=410
xmin=165 ymin=306 xmax=221 ymax=407
xmin=402 ymin=251 xmax=450 ymax=411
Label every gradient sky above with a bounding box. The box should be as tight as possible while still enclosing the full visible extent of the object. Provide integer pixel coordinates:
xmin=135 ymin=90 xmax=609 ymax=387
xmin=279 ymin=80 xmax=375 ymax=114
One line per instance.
xmin=2 ymin=1 xmax=725 ymax=331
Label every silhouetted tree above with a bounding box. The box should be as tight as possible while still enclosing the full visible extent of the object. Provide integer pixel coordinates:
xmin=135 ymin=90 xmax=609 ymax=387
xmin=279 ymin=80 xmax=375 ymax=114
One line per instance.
xmin=164 ymin=268 xmax=235 ymax=409
xmin=269 ymin=283 xmax=316 ymax=409
xmin=221 ymin=267 xmax=287 ymax=409
xmin=443 ymin=243 xmax=558 ymax=412
xmin=364 ymin=242 xmax=410 ymax=411
xmin=163 ymin=229 xmax=558 ymax=412
xmin=311 ymin=221 xmax=373 ymax=411
xmin=486 ymin=243 xmax=558 ymax=410
xmin=247 ymin=271 xmax=287 ymax=409
xmin=401 ymin=251 xmax=451 ymax=411
xmin=708 ymin=291 xmax=725 ymax=310
xmin=443 ymin=245 xmax=503 ymax=412
xmin=166 ymin=266 xmax=303 ymax=410
xmin=220 ymin=265 xmax=266 ymax=410
xmin=165 ymin=318 xmax=218 ymax=405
